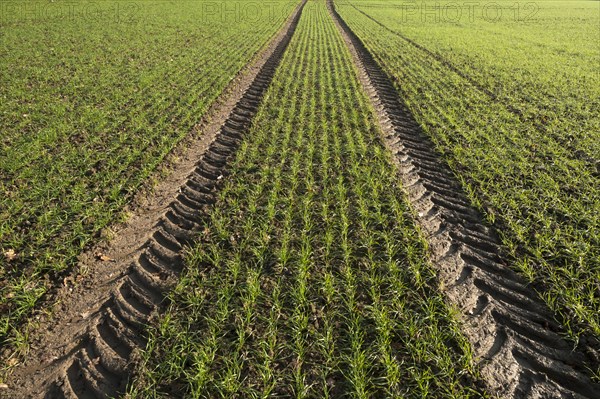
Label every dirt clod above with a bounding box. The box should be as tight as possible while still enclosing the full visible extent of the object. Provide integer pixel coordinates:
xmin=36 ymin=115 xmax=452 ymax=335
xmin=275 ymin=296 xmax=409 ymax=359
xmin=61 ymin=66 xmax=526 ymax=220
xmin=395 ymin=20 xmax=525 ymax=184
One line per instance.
xmin=3 ymin=250 xmax=16 ymax=262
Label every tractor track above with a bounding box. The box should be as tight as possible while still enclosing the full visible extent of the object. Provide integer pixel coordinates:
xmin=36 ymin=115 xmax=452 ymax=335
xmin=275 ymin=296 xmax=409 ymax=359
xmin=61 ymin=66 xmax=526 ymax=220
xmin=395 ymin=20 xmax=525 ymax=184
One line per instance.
xmin=328 ymin=1 xmax=600 ymax=398
xmin=5 ymin=1 xmax=306 ymax=398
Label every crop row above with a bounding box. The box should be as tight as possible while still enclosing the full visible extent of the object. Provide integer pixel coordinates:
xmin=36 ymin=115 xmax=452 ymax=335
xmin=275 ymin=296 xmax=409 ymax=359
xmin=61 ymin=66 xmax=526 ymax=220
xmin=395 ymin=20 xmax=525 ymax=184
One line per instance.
xmin=130 ymin=1 xmax=484 ymax=397
xmin=336 ymin=0 xmax=600 ymax=339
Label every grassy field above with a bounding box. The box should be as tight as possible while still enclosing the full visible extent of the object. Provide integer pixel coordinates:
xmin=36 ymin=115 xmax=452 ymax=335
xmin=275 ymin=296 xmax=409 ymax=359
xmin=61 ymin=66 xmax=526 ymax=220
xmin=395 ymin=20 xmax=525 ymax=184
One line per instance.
xmin=129 ymin=2 xmax=484 ymax=397
xmin=1 ymin=0 xmax=598 ymax=396
xmin=0 ymin=0 xmax=296 ymax=349
xmin=336 ymin=0 xmax=600 ymax=339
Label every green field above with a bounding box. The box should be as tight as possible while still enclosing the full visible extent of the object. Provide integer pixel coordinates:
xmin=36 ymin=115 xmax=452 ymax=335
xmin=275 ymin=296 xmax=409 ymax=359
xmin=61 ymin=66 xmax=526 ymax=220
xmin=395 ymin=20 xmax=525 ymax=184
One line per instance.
xmin=130 ymin=3 xmax=482 ymax=397
xmin=0 ymin=0 xmax=296 ymax=347
xmin=1 ymin=0 xmax=599 ymax=396
xmin=336 ymin=0 xmax=600 ymax=338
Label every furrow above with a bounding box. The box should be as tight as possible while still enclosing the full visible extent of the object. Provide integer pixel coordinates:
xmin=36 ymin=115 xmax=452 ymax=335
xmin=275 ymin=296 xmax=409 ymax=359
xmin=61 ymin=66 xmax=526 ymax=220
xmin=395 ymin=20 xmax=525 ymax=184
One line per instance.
xmin=12 ymin=2 xmax=307 ymax=398
xmin=328 ymin=1 xmax=600 ymax=398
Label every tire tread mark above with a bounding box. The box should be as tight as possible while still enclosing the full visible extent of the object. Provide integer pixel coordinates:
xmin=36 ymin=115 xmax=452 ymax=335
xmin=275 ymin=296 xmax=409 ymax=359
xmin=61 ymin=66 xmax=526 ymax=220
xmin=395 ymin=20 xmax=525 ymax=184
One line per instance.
xmin=44 ymin=2 xmax=308 ymax=396
xmin=328 ymin=1 xmax=600 ymax=397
